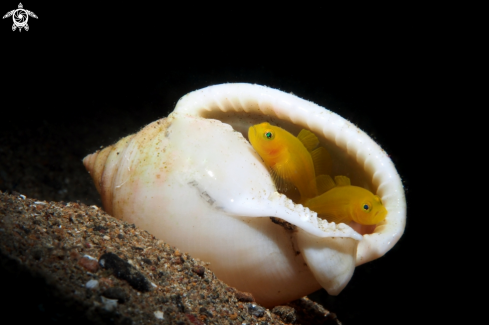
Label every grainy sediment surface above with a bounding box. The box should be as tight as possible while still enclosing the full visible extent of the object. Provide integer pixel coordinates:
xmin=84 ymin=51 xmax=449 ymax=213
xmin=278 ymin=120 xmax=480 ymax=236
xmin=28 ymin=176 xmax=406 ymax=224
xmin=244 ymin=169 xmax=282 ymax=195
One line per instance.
xmin=0 ymin=92 xmax=342 ymax=324
xmin=0 ymin=191 xmax=340 ymax=325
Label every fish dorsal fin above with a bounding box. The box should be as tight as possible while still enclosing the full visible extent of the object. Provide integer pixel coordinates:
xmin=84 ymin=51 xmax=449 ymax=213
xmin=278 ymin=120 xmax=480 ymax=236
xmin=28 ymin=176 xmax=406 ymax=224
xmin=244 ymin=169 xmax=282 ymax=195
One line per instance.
xmin=334 ymin=175 xmax=351 ymax=186
xmin=316 ymin=174 xmax=336 ymax=195
xmin=310 ymin=147 xmax=332 ymax=177
xmin=297 ymin=129 xmax=319 ymax=151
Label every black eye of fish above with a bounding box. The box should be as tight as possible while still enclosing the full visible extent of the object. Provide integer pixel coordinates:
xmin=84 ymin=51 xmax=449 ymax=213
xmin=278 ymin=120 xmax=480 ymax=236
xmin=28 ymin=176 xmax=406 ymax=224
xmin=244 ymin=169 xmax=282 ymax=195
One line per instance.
xmin=264 ymin=131 xmax=274 ymax=140
xmin=363 ymin=203 xmax=371 ymax=212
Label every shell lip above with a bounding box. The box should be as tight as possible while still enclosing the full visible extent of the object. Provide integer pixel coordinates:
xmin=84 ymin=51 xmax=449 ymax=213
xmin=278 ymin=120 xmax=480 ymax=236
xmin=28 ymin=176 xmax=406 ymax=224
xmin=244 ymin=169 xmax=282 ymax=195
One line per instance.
xmin=172 ymin=83 xmax=406 ymax=264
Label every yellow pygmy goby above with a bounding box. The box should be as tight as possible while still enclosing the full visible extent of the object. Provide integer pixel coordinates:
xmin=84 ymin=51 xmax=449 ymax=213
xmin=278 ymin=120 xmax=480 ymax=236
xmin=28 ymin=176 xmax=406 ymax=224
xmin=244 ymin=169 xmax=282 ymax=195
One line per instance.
xmin=305 ymin=175 xmax=387 ymax=225
xmin=248 ymin=122 xmax=330 ymax=204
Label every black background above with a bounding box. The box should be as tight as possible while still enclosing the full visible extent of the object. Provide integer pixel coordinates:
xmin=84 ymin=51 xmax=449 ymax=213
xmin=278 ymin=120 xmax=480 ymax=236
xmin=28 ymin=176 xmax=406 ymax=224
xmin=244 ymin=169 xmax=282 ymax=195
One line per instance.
xmin=1 ymin=3 xmax=439 ymax=324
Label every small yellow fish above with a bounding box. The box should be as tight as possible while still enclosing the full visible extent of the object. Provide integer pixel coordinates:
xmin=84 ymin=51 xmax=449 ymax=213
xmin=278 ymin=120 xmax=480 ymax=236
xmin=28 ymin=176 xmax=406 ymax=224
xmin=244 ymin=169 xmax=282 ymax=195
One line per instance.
xmin=305 ymin=175 xmax=387 ymax=225
xmin=248 ymin=122 xmax=328 ymax=203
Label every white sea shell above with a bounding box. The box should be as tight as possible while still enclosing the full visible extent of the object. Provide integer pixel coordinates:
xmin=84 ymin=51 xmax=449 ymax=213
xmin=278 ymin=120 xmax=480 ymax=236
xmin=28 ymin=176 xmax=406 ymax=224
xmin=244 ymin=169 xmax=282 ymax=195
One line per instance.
xmin=83 ymin=83 xmax=406 ymax=307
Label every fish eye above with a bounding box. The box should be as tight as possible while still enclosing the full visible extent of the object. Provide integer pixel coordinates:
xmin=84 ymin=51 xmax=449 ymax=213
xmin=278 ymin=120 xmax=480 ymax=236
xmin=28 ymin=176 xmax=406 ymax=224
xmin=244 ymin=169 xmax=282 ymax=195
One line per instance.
xmin=362 ymin=203 xmax=372 ymax=212
xmin=263 ymin=130 xmax=274 ymax=140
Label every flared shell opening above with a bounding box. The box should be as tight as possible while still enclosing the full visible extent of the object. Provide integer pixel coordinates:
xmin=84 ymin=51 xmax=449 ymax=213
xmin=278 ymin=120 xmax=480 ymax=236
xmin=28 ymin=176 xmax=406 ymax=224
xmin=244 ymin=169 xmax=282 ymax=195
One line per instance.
xmin=173 ymin=83 xmax=406 ymax=265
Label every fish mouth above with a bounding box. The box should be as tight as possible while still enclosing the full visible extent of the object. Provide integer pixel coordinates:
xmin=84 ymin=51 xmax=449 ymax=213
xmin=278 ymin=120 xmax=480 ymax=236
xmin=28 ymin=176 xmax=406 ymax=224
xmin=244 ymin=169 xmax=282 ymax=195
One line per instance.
xmin=373 ymin=208 xmax=388 ymax=224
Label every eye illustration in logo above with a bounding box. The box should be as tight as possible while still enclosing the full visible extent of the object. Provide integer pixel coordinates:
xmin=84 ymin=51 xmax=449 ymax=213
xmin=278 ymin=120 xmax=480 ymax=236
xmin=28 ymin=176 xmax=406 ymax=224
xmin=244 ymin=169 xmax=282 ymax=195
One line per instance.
xmin=3 ymin=3 xmax=38 ymax=32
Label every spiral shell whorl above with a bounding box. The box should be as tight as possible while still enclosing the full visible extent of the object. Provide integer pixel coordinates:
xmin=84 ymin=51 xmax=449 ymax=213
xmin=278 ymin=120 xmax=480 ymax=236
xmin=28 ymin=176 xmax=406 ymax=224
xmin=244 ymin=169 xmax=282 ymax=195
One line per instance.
xmin=83 ymin=133 xmax=138 ymax=216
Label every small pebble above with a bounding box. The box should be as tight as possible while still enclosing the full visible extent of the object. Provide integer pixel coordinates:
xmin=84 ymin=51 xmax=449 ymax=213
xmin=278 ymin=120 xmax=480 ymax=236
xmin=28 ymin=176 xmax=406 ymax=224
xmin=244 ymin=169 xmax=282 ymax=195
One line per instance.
xmin=192 ymin=265 xmax=205 ymax=277
xmin=78 ymin=257 xmax=99 ymax=272
xmin=236 ymin=291 xmax=255 ymax=302
xmin=86 ymin=279 xmax=99 ymax=289
xmin=247 ymin=303 xmax=265 ymax=318
xmin=154 ymin=311 xmax=164 ymax=320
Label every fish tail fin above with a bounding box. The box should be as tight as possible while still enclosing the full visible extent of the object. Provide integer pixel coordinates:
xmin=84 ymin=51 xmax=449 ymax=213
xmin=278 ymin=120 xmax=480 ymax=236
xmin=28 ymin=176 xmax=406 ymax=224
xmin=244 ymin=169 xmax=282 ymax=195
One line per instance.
xmin=297 ymin=129 xmax=319 ymax=151
xmin=311 ymin=147 xmax=332 ymax=176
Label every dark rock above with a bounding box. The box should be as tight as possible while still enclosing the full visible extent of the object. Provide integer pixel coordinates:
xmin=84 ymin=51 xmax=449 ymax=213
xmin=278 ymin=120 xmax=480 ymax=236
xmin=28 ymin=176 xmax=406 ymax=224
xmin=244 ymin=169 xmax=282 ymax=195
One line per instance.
xmin=99 ymin=252 xmax=152 ymax=292
xmin=141 ymin=258 xmax=152 ymax=265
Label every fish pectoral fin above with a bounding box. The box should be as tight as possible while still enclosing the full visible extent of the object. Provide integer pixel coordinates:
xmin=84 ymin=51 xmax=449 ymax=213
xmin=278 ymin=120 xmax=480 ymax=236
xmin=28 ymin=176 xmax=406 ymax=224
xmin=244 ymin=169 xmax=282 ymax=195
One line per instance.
xmin=311 ymin=147 xmax=332 ymax=177
xmin=315 ymin=174 xmax=336 ymax=195
xmin=270 ymin=166 xmax=295 ymax=194
xmin=334 ymin=175 xmax=351 ymax=187
xmin=297 ymin=129 xmax=319 ymax=151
